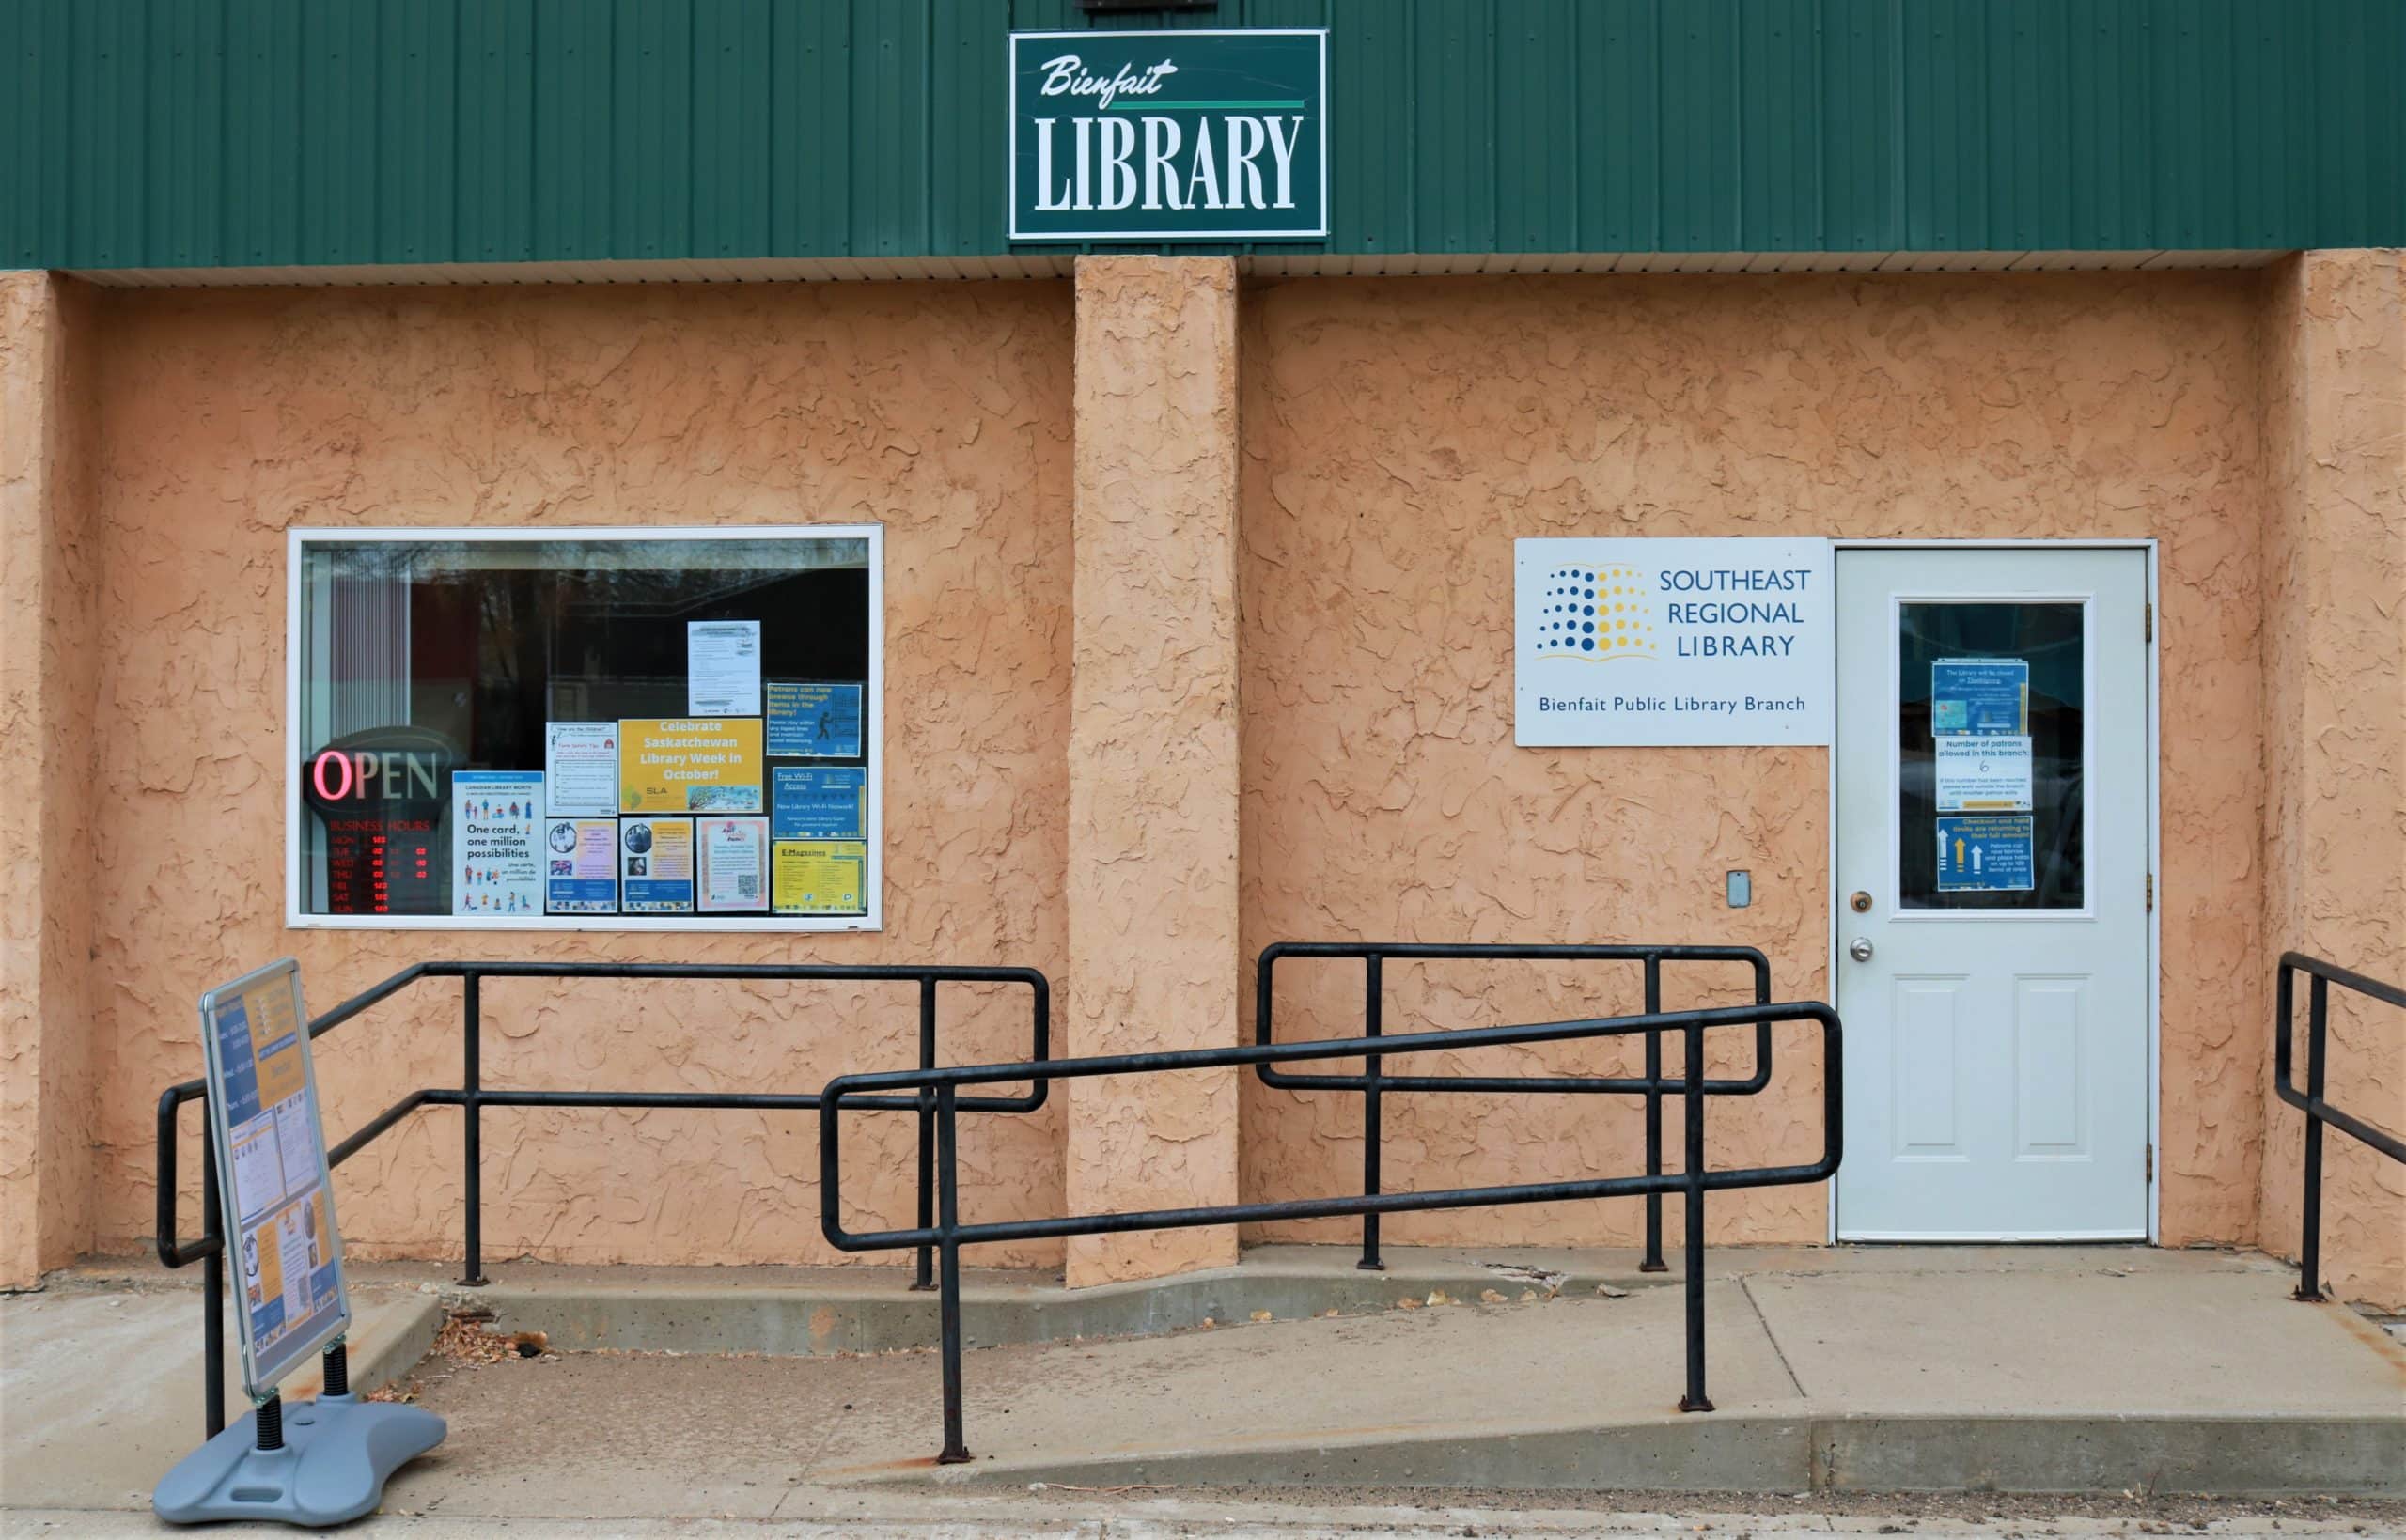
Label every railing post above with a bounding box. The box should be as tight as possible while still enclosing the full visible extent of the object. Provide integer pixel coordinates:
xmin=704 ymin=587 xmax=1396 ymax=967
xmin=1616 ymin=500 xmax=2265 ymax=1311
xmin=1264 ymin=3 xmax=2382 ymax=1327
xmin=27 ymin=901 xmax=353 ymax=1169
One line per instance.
xmin=934 ymin=1084 xmax=970 ymax=1465
xmin=1677 ymin=1018 xmax=1712 ymax=1413
xmin=461 ymin=972 xmax=488 ymax=1287
xmin=202 ymin=1139 xmax=227 ymax=1439
xmin=1359 ymin=952 xmax=1385 ymax=1271
xmin=2295 ymin=972 xmax=2329 ymax=1303
xmin=913 ymin=976 xmax=938 ymax=1292
xmin=1640 ymin=956 xmax=1666 ymax=1273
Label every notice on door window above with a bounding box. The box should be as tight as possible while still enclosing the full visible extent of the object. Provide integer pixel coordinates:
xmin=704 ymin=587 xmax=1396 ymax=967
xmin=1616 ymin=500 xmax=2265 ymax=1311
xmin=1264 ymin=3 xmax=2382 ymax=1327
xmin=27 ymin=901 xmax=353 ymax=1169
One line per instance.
xmin=697 ymin=817 xmax=770 ymax=913
xmin=453 ymin=770 xmax=545 ymax=917
xmin=765 ymin=682 xmax=864 ymax=758
xmin=544 ymin=818 xmax=619 ymax=912
xmin=1933 ymin=736 xmax=2033 ymax=813
xmin=545 ymin=723 xmax=620 ymax=817
xmin=773 ymin=840 xmax=868 ymax=915
xmin=686 ymin=620 xmax=763 ymax=717
xmin=1930 ymin=659 xmax=2028 ymax=737
xmin=619 ymin=817 xmax=695 ymax=913
xmin=1935 ymin=814 xmax=2035 ymax=893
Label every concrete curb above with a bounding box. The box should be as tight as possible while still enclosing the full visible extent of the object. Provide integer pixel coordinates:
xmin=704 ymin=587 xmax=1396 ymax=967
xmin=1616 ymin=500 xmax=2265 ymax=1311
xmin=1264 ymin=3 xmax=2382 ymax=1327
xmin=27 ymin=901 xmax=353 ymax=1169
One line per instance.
xmin=882 ymin=1412 xmax=2406 ymax=1499
xmin=269 ymin=1291 xmax=445 ymax=1402
xmin=348 ymin=1293 xmax=445 ymax=1396
xmin=468 ymin=1259 xmax=1661 ymax=1356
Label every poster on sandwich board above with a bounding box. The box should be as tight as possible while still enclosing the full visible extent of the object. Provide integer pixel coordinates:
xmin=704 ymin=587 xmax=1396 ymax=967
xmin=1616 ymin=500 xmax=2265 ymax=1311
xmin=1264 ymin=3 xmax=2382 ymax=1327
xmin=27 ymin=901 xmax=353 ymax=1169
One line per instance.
xmin=197 ymin=958 xmax=351 ymax=1400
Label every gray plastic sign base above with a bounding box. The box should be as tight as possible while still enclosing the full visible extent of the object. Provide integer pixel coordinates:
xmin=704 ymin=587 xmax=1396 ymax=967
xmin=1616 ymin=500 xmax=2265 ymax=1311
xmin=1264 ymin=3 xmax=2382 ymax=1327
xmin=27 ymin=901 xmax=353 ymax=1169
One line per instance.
xmin=153 ymin=1394 xmax=446 ymax=1527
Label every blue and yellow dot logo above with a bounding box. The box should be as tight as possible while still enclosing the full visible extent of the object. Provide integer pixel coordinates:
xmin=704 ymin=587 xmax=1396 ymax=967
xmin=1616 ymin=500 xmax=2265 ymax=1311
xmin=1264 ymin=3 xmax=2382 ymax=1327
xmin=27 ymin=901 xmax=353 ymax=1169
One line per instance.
xmin=1533 ymin=563 xmax=1656 ymax=660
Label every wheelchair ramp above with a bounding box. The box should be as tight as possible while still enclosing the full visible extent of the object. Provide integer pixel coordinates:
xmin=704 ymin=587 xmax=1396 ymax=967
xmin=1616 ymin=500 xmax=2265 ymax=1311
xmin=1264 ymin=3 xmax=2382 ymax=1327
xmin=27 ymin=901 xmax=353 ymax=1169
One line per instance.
xmin=395 ymin=1250 xmax=2400 ymax=1506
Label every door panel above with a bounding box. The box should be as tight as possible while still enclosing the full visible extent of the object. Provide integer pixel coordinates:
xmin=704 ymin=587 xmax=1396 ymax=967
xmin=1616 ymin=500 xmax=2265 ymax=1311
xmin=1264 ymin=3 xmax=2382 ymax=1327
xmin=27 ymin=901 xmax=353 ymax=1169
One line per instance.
xmin=1835 ymin=548 xmax=2149 ymax=1240
xmin=1892 ymin=977 xmax=1966 ymax=1156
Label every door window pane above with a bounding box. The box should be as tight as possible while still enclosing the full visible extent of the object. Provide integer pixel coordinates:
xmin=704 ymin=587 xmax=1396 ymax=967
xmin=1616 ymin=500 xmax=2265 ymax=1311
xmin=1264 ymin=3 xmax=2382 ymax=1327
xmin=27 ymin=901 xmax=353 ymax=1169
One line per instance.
xmin=1897 ymin=601 xmax=2084 ymax=910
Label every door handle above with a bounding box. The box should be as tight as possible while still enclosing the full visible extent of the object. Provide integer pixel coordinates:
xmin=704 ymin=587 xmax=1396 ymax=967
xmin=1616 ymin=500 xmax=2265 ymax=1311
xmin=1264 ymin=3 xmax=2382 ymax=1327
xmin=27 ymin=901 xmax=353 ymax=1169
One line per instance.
xmin=1848 ymin=937 xmax=1874 ymax=963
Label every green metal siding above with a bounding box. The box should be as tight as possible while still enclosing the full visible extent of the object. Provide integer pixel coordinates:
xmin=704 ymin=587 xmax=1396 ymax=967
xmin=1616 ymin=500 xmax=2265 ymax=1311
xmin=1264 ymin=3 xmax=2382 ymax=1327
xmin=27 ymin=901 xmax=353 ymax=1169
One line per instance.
xmin=5 ymin=0 xmax=2399 ymax=273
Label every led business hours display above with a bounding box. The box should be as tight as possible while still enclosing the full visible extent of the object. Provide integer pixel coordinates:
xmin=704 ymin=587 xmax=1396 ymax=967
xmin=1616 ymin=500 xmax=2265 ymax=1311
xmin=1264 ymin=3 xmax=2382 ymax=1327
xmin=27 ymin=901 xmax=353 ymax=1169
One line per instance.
xmin=199 ymin=963 xmax=348 ymax=1397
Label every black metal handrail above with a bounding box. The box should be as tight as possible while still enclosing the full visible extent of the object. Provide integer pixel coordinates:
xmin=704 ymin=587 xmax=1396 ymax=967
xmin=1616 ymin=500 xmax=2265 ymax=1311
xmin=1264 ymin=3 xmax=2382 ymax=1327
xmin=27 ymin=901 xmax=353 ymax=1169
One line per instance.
xmin=2273 ymin=950 xmax=2405 ymax=1302
xmin=156 ymin=959 xmax=1049 ymax=1438
xmin=821 ymin=976 xmax=1842 ymax=1464
xmin=1256 ymin=941 xmax=1773 ymax=1272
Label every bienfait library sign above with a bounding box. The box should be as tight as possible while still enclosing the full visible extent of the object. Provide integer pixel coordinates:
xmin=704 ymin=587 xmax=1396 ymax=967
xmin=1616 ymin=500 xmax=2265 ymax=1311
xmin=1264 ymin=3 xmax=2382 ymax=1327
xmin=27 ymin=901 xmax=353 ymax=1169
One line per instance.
xmin=1008 ymin=29 xmax=1328 ymax=241
xmin=1514 ymin=538 xmax=1835 ymax=747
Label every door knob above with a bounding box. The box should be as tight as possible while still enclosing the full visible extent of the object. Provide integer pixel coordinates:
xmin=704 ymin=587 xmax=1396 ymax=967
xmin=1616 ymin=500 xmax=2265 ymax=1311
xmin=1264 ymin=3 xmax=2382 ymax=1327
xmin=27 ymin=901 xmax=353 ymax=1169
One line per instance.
xmin=1848 ymin=937 xmax=1874 ymax=962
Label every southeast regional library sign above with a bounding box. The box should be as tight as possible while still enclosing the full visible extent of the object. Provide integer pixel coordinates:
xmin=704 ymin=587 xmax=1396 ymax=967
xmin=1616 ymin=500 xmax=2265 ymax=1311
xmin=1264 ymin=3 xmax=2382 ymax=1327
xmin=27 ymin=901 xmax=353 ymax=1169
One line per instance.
xmin=1515 ymin=537 xmax=1834 ymax=747
xmin=1008 ymin=29 xmax=1328 ymax=241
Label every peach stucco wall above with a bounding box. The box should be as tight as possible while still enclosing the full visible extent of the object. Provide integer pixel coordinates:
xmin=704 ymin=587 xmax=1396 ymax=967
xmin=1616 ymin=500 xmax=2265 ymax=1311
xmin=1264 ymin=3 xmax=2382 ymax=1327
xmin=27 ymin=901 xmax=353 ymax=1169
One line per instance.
xmin=2255 ymin=250 xmax=2406 ymax=1310
xmin=1237 ymin=270 xmax=2272 ymax=1250
xmin=78 ymin=280 xmax=1076 ymax=1270
xmin=0 ymin=272 xmax=102 ymax=1288
xmin=1064 ymin=257 xmax=1243 ymax=1284
xmin=8 ymin=256 xmax=2398 ymax=1287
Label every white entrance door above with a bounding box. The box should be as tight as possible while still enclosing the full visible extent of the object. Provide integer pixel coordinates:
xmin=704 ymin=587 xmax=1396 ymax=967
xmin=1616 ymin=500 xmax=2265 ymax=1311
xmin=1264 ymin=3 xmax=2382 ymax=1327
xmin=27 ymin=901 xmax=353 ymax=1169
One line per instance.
xmin=1834 ymin=548 xmax=2151 ymax=1240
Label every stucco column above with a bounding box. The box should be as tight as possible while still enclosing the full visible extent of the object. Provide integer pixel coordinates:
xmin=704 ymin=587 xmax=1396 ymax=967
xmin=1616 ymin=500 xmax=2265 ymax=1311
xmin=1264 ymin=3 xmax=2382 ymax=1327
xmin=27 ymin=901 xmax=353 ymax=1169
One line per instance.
xmin=2257 ymin=249 xmax=2405 ymax=1310
xmin=1063 ymin=257 xmax=1242 ymax=1286
xmin=0 ymin=271 xmax=99 ymax=1289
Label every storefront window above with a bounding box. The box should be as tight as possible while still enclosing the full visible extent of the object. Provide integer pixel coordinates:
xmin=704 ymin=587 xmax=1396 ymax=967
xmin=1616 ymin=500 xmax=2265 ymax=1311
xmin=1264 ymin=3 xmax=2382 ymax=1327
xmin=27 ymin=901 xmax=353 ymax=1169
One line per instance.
xmin=288 ymin=528 xmax=881 ymax=929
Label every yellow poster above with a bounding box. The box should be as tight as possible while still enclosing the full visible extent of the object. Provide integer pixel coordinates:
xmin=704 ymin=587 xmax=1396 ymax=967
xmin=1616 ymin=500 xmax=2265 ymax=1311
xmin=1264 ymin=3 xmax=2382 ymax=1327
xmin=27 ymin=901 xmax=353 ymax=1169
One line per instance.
xmin=618 ymin=719 xmax=764 ymax=814
xmin=242 ymin=1211 xmax=284 ymax=1314
xmin=773 ymin=840 xmax=868 ymax=915
xmin=244 ymin=981 xmax=306 ymax=1107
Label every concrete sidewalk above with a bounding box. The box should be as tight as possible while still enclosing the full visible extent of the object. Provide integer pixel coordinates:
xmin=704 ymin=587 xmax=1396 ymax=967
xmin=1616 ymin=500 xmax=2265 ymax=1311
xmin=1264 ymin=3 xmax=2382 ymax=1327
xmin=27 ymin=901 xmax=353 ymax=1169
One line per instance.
xmin=5 ymin=1245 xmax=2401 ymax=1528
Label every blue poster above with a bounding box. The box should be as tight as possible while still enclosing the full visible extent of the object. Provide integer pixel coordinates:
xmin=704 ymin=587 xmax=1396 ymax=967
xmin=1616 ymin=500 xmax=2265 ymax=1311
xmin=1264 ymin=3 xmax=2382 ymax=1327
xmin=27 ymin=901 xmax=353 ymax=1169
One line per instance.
xmin=1930 ymin=658 xmax=2028 ymax=736
xmin=766 ymin=681 xmax=864 ymax=758
xmin=772 ymin=766 xmax=867 ymax=841
xmin=1935 ymin=814 xmax=2035 ymax=892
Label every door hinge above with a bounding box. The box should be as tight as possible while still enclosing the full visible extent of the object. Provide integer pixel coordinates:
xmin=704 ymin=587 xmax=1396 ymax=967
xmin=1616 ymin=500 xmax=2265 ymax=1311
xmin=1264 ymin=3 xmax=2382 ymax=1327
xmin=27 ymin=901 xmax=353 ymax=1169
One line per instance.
xmin=2146 ymin=872 xmax=2154 ymax=912
xmin=2144 ymin=601 xmax=2153 ymax=643
xmin=2146 ymin=1143 xmax=2155 ymax=1182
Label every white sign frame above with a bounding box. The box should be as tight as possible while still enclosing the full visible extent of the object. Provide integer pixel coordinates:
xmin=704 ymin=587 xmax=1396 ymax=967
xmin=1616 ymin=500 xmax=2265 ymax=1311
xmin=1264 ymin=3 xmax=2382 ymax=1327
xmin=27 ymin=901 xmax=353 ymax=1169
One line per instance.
xmin=1513 ymin=537 xmax=1834 ymax=747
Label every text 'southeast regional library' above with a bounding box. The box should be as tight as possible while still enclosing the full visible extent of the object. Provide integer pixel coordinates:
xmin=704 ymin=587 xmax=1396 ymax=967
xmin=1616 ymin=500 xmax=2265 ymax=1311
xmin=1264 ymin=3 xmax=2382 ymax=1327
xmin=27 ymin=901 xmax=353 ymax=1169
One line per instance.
xmin=3 ymin=0 xmax=2400 ymax=1318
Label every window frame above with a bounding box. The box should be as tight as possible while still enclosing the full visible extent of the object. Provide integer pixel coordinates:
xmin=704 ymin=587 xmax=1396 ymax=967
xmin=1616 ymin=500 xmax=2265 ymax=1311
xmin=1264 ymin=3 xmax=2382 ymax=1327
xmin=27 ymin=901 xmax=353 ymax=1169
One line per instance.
xmin=282 ymin=523 xmax=885 ymax=934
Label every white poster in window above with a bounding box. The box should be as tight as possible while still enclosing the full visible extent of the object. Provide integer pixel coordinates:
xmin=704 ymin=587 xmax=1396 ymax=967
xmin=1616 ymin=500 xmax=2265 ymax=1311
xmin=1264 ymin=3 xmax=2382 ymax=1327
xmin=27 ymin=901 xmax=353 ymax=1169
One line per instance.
xmin=696 ymin=817 xmax=770 ymax=913
xmin=545 ymin=723 xmax=620 ymax=817
xmin=452 ymin=770 xmax=545 ymax=917
xmin=1933 ymin=736 xmax=2034 ymax=813
xmin=688 ymin=621 xmax=763 ymax=717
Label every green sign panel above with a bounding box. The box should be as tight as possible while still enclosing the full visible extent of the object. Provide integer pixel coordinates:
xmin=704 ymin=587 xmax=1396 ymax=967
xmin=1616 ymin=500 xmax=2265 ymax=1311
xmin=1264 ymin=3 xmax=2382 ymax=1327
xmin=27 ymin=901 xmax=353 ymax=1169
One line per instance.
xmin=1008 ymin=29 xmax=1328 ymax=242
